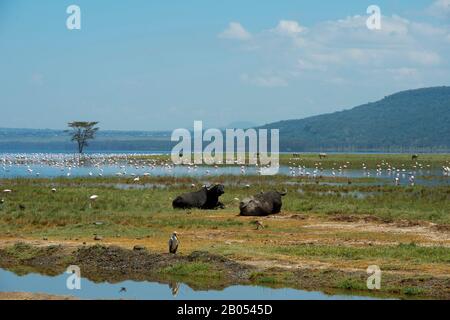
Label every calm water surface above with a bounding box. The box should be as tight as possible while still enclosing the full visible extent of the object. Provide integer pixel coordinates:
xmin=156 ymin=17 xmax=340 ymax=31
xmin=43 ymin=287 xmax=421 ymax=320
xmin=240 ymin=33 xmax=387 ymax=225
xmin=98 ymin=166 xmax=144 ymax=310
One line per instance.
xmin=0 ymin=269 xmax=382 ymax=300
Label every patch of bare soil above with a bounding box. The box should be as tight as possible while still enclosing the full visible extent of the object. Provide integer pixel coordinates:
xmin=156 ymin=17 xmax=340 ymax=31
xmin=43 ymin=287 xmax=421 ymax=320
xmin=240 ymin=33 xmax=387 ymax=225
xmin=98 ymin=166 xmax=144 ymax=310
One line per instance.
xmin=432 ymin=224 xmax=450 ymax=233
xmin=329 ymin=214 xmax=392 ymax=224
xmin=0 ymin=292 xmax=76 ymax=300
xmin=73 ymin=245 xmax=251 ymax=284
xmin=0 ymin=244 xmax=253 ymax=290
xmin=304 ymin=216 xmax=450 ymax=245
xmin=289 ymin=214 xmax=308 ymax=220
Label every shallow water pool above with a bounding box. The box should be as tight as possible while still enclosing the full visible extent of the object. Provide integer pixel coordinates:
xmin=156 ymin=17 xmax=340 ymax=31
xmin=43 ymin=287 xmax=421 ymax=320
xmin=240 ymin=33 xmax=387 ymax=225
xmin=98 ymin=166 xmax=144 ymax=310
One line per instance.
xmin=0 ymin=268 xmax=381 ymax=300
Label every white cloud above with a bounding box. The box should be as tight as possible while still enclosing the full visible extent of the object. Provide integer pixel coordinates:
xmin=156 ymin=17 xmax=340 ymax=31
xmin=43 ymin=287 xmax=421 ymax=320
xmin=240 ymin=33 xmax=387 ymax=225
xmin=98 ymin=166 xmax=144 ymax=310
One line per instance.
xmin=410 ymin=21 xmax=447 ymax=37
xmin=219 ymin=22 xmax=251 ymax=40
xmin=297 ymin=59 xmax=327 ymax=72
xmin=428 ymin=0 xmax=450 ymax=18
xmin=311 ymin=15 xmax=412 ymax=48
xmin=408 ymin=51 xmax=441 ymax=66
xmin=225 ymin=14 xmax=449 ymax=88
xmin=387 ymin=67 xmax=419 ymax=78
xmin=273 ymin=20 xmax=306 ymax=36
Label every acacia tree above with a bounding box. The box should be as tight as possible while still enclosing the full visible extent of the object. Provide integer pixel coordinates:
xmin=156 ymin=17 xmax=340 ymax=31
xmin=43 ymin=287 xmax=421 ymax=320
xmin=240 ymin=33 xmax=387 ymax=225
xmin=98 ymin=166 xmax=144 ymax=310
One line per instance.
xmin=67 ymin=121 xmax=99 ymax=154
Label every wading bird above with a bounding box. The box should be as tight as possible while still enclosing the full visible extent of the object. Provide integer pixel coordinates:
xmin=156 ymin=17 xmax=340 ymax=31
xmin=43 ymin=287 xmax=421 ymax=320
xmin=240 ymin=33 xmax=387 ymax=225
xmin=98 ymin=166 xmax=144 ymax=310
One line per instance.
xmin=89 ymin=194 xmax=99 ymax=208
xmin=90 ymin=195 xmax=99 ymax=201
xmin=169 ymin=231 xmax=179 ymax=254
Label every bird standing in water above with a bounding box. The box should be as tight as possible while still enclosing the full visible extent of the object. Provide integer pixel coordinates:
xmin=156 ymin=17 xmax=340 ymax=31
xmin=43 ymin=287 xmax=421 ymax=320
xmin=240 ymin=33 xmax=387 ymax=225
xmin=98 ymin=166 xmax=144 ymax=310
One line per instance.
xmin=169 ymin=232 xmax=179 ymax=254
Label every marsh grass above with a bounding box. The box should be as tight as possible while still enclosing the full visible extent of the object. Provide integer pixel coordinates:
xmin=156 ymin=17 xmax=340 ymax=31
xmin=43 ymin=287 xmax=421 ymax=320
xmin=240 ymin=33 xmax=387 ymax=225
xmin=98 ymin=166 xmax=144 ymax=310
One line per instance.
xmin=268 ymin=243 xmax=450 ymax=264
xmin=161 ymin=262 xmax=223 ymax=279
xmin=0 ymin=175 xmax=449 ymax=238
xmin=336 ymin=278 xmax=368 ymax=291
xmin=128 ymin=153 xmax=450 ymax=169
xmin=3 ymin=243 xmax=41 ymax=260
xmin=402 ymin=287 xmax=425 ymax=296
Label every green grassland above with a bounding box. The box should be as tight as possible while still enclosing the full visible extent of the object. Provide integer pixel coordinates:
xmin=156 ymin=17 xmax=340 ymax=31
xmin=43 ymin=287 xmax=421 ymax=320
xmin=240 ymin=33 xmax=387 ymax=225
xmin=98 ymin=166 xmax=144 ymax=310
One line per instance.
xmin=127 ymin=153 xmax=450 ymax=170
xmin=0 ymin=156 xmax=449 ymax=299
xmin=0 ymin=175 xmax=449 ymax=239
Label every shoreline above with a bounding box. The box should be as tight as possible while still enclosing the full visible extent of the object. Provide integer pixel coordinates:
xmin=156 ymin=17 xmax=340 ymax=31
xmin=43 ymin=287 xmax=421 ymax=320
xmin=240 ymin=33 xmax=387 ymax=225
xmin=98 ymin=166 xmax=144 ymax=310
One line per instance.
xmin=1 ymin=222 xmax=448 ymax=300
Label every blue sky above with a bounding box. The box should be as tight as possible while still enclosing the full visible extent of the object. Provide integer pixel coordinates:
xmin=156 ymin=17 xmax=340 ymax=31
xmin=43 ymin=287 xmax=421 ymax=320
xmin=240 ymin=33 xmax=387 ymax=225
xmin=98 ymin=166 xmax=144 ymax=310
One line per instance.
xmin=0 ymin=0 xmax=449 ymax=130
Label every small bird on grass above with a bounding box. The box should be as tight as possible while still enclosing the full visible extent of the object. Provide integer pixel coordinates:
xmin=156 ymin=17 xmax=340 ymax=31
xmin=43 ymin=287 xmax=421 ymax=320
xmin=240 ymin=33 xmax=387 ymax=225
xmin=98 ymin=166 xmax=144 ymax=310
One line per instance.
xmin=169 ymin=231 xmax=179 ymax=254
xmin=19 ymin=204 xmax=26 ymax=210
xmin=254 ymin=221 xmax=264 ymax=230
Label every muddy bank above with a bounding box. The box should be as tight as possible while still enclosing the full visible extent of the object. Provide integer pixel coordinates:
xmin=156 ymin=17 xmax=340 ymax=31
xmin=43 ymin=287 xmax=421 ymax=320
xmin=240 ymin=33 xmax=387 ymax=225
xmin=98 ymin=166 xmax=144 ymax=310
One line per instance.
xmin=0 ymin=243 xmax=448 ymax=299
xmin=0 ymin=292 xmax=76 ymax=300
xmin=0 ymin=243 xmax=252 ymax=291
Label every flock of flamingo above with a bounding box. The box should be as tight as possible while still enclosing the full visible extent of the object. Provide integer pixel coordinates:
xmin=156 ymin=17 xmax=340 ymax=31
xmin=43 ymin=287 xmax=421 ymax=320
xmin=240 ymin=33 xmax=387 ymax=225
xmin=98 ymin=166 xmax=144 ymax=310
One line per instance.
xmin=0 ymin=153 xmax=449 ymax=187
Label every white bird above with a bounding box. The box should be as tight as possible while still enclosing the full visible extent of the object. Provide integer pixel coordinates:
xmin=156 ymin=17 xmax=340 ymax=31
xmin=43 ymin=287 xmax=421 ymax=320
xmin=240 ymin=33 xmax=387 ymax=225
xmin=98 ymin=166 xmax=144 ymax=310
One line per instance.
xmin=169 ymin=232 xmax=179 ymax=254
xmin=51 ymin=188 xmax=57 ymax=193
xmin=89 ymin=195 xmax=99 ymax=201
xmin=3 ymin=189 xmax=12 ymax=193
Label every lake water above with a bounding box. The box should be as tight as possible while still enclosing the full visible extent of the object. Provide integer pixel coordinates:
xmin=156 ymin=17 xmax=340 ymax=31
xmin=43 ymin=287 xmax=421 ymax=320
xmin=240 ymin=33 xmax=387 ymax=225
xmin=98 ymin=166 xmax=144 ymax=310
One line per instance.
xmin=0 ymin=153 xmax=448 ymax=186
xmin=0 ymin=268 xmax=379 ymax=300
xmin=1 ymin=163 xmax=447 ymax=186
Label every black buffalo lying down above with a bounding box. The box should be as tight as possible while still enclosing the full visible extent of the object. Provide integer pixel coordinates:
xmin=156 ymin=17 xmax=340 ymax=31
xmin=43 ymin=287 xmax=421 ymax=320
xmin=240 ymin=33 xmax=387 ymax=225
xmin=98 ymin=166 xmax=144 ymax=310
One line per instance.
xmin=239 ymin=191 xmax=287 ymax=216
xmin=172 ymin=184 xmax=225 ymax=210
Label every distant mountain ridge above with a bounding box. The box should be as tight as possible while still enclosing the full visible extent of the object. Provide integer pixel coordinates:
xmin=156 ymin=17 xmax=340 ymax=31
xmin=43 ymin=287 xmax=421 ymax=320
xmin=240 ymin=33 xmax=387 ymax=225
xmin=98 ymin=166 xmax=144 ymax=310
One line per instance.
xmin=260 ymin=86 xmax=450 ymax=152
xmin=1 ymin=86 xmax=449 ymax=152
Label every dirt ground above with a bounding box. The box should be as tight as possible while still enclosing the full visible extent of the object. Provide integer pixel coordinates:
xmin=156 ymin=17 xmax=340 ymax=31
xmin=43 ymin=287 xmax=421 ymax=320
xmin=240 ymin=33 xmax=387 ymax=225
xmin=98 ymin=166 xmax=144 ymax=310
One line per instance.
xmin=1 ymin=213 xmax=448 ymax=272
xmin=0 ymin=213 xmax=449 ymax=299
xmin=0 ymin=292 xmax=76 ymax=300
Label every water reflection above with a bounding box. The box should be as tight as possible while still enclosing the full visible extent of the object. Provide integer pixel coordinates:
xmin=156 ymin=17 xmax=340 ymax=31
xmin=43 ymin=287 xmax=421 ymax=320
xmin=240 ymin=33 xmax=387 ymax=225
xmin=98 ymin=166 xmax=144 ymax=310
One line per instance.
xmin=169 ymin=282 xmax=180 ymax=297
xmin=0 ymin=268 xmax=382 ymax=300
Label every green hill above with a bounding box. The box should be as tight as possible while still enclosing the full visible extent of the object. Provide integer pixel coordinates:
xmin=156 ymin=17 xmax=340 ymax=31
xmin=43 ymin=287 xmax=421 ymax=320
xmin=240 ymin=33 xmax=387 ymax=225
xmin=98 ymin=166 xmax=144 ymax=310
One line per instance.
xmin=260 ymin=86 xmax=450 ymax=152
